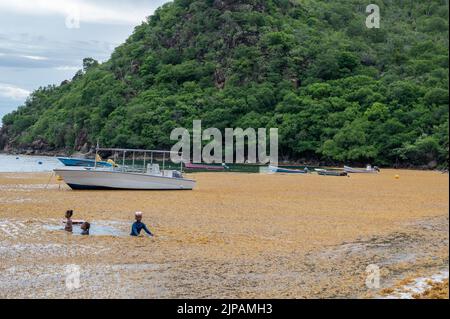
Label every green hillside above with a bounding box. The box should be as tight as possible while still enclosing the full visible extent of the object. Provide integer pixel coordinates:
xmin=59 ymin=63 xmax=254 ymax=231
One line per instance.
xmin=1 ymin=0 xmax=448 ymax=167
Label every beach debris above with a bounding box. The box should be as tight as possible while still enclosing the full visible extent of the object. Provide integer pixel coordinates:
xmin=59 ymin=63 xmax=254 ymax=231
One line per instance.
xmin=380 ymin=271 xmax=449 ymax=299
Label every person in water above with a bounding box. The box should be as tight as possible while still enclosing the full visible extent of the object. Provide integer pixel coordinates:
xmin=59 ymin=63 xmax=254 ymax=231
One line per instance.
xmin=64 ymin=210 xmax=74 ymax=232
xmin=81 ymin=222 xmax=90 ymax=235
xmin=130 ymin=212 xmax=154 ymax=237
xmin=63 ymin=210 xmax=85 ymax=233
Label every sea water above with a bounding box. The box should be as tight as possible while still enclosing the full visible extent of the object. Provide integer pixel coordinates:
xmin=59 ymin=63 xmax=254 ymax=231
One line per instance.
xmin=44 ymin=222 xmax=128 ymax=237
xmin=0 ymin=154 xmax=63 ymax=172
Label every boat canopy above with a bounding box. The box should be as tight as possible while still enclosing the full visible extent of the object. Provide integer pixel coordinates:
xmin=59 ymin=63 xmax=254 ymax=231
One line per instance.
xmin=94 ymin=148 xmax=183 ymax=174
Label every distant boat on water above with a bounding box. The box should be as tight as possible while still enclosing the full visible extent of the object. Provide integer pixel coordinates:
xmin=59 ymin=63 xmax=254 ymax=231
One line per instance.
xmin=344 ymin=165 xmax=380 ymax=174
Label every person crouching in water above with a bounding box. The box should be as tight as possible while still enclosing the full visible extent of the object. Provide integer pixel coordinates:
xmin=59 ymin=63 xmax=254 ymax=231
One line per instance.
xmin=130 ymin=212 xmax=154 ymax=237
xmin=81 ymin=222 xmax=90 ymax=236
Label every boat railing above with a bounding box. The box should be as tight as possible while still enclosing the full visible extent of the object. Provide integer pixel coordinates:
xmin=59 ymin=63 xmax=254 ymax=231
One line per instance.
xmin=94 ymin=148 xmax=183 ymax=176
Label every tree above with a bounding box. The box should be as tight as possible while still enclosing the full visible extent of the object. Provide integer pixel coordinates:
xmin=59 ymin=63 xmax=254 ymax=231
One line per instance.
xmin=83 ymin=58 xmax=99 ymax=72
xmin=1 ymin=0 xmax=448 ymax=168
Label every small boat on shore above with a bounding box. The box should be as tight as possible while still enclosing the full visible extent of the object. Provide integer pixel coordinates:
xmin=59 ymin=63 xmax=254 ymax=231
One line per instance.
xmin=55 ymin=148 xmax=196 ymax=190
xmin=268 ymin=165 xmax=308 ymax=174
xmin=57 ymin=157 xmax=113 ymax=168
xmin=344 ymin=165 xmax=380 ymax=174
xmin=316 ymin=169 xmax=348 ymax=177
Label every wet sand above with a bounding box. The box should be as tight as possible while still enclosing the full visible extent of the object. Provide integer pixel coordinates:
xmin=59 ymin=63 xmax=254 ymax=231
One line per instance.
xmin=0 ymin=170 xmax=448 ymax=298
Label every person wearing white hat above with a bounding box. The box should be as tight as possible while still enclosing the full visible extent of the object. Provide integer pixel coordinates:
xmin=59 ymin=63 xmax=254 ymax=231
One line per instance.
xmin=130 ymin=211 xmax=154 ymax=237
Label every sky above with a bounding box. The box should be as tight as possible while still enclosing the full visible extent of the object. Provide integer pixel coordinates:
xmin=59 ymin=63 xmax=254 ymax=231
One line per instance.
xmin=0 ymin=0 xmax=169 ymax=122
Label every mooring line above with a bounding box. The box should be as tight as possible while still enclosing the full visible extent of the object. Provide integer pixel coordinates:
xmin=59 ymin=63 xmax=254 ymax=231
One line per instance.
xmin=45 ymin=172 xmax=55 ymax=189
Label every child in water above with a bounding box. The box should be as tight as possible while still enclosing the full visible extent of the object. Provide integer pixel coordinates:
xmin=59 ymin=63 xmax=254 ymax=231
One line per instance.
xmin=81 ymin=222 xmax=90 ymax=235
xmin=63 ymin=210 xmax=85 ymax=233
xmin=64 ymin=210 xmax=74 ymax=232
xmin=130 ymin=212 xmax=154 ymax=237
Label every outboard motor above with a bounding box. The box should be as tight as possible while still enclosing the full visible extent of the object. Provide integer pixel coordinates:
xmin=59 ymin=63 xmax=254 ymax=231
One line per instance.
xmin=173 ymin=171 xmax=183 ymax=178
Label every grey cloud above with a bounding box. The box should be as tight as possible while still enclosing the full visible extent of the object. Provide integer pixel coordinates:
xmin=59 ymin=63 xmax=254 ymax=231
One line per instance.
xmin=0 ymin=0 xmax=171 ymax=122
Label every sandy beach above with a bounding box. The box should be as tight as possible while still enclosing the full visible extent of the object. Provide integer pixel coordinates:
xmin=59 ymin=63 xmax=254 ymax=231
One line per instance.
xmin=0 ymin=170 xmax=448 ymax=298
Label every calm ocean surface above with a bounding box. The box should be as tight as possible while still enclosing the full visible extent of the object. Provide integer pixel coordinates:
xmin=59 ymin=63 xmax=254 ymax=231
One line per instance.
xmin=0 ymin=154 xmax=63 ymax=172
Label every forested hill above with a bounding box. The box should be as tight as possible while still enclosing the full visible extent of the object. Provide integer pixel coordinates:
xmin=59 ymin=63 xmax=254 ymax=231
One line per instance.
xmin=1 ymin=0 xmax=448 ymax=167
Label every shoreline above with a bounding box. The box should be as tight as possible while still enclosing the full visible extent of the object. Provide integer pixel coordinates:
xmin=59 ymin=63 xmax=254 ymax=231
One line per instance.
xmin=0 ymin=152 xmax=448 ymax=172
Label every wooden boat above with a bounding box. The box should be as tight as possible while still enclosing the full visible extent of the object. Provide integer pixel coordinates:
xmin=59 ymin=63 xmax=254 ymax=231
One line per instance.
xmin=55 ymin=149 xmax=196 ymax=190
xmin=344 ymin=165 xmax=380 ymax=174
xmin=268 ymin=165 xmax=308 ymax=174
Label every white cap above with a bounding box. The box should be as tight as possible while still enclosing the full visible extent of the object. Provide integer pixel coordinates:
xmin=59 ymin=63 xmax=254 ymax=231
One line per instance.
xmin=135 ymin=211 xmax=143 ymax=217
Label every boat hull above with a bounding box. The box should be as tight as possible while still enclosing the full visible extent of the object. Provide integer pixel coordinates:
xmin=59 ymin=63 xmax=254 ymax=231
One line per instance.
xmin=318 ymin=171 xmax=348 ymax=177
xmin=344 ymin=166 xmax=379 ymax=174
xmin=268 ymin=165 xmax=307 ymax=174
xmin=57 ymin=157 xmax=112 ymax=168
xmin=54 ymin=169 xmax=196 ymax=190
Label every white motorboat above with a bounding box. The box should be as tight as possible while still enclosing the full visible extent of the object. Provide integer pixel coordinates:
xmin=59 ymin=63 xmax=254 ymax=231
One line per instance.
xmin=344 ymin=165 xmax=380 ymax=174
xmin=268 ymin=165 xmax=308 ymax=174
xmin=54 ymin=148 xmax=196 ymax=190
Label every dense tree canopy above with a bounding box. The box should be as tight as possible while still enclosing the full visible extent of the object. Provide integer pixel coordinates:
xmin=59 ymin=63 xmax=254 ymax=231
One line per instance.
xmin=1 ymin=0 xmax=448 ymax=167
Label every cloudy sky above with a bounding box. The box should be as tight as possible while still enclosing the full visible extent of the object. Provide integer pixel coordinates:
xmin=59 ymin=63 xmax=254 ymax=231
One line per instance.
xmin=0 ymin=0 xmax=169 ymax=122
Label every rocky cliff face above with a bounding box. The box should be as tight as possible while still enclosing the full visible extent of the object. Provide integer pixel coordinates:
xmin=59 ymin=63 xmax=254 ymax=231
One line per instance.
xmin=0 ymin=125 xmax=91 ymax=155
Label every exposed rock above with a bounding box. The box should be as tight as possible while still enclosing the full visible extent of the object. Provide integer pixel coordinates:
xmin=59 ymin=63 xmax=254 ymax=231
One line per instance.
xmin=0 ymin=126 xmax=9 ymax=150
xmin=0 ymin=137 xmax=8 ymax=151
xmin=427 ymin=160 xmax=438 ymax=169
xmin=80 ymin=143 xmax=89 ymax=154
xmin=31 ymin=139 xmax=49 ymax=151
xmin=71 ymin=152 xmax=88 ymax=159
xmin=74 ymin=130 xmax=88 ymax=151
